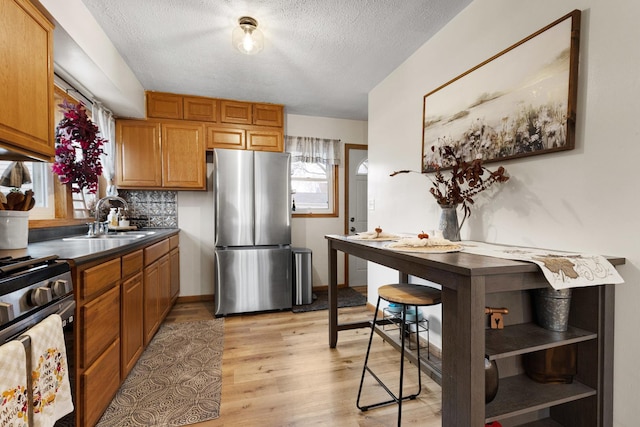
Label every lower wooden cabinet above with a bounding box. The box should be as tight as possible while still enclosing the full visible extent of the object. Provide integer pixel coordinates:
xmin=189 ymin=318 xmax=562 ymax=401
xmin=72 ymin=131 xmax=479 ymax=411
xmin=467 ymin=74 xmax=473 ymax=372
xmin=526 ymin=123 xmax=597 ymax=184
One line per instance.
xmin=80 ymin=285 xmax=120 ymax=369
xmin=143 ymin=260 xmax=160 ymax=346
xmin=74 ymin=232 xmax=180 ymax=426
xmin=81 ymin=339 xmax=121 ymax=427
xmin=159 ymin=254 xmax=171 ymax=319
xmin=121 ymin=271 xmax=144 ymax=378
xmin=143 ymin=237 xmax=173 ymax=345
xmin=170 ymin=246 xmax=180 ymax=300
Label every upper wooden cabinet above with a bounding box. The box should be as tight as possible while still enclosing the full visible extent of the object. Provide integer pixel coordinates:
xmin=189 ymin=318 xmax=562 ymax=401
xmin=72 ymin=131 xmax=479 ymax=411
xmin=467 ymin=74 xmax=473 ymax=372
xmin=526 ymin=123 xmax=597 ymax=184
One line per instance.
xmin=247 ymin=128 xmax=284 ymax=152
xmin=116 ymin=120 xmax=163 ymax=188
xmin=146 ymin=91 xmax=284 ymax=152
xmin=161 ymin=122 xmax=206 ymax=188
xmin=146 ymin=92 xmax=183 ymax=120
xmin=116 ymin=119 xmax=206 ymax=190
xmin=206 ymin=124 xmax=246 ymax=150
xmin=0 ymin=0 xmax=54 ymax=161
xmin=253 ymin=103 xmax=283 ymax=127
xmin=220 ymin=100 xmax=252 ymax=125
xmin=183 ymin=96 xmax=217 ymax=122
xmin=147 ymin=92 xmax=218 ymax=122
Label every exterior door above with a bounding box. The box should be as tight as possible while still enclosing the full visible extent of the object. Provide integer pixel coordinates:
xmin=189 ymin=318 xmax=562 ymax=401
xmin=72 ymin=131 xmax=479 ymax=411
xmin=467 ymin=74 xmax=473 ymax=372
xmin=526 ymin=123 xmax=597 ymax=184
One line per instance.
xmin=346 ymin=146 xmax=368 ymax=286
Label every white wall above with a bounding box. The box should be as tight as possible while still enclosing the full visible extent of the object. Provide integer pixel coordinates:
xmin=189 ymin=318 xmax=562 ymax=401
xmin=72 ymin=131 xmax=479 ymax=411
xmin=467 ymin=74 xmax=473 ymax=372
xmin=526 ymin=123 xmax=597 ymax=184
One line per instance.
xmin=287 ymin=114 xmax=368 ymax=287
xmin=39 ymin=0 xmax=146 ymax=118
xmin=177 ymin=163 xmax=215 ymax=297
xmin=368 ymin=1 xmax=639 ymax=425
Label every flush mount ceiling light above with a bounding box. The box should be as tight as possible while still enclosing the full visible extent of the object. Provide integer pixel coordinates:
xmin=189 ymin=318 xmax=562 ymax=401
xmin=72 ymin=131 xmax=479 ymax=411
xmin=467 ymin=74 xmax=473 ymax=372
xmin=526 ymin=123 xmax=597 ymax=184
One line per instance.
xmin=232 ymin=16 xmax=264 ymax=55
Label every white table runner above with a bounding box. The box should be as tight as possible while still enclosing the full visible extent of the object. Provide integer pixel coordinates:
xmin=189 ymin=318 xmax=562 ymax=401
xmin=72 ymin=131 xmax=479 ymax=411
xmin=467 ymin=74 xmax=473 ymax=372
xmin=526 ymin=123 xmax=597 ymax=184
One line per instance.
xmin=462 ymin=241 xmax=624 ymax=289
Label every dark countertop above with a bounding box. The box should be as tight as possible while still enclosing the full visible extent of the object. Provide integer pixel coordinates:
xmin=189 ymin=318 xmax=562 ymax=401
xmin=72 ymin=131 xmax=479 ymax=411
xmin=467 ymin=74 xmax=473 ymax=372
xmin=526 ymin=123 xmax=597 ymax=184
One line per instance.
xmin=3 ymin=228 xmax=179 ymax=266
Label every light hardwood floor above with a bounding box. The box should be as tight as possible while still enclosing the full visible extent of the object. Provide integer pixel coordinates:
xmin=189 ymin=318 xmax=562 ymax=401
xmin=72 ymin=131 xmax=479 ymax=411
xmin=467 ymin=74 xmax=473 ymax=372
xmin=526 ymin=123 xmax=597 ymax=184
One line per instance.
xmin=165 ymin=294 xmax=442 ymax=426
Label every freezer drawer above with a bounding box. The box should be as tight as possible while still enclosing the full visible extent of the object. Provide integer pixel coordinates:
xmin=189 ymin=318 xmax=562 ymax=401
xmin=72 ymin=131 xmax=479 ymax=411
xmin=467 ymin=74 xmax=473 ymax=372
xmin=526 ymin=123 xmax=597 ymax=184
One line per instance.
xmin=215 ymin=246 xmax=292 ymax=316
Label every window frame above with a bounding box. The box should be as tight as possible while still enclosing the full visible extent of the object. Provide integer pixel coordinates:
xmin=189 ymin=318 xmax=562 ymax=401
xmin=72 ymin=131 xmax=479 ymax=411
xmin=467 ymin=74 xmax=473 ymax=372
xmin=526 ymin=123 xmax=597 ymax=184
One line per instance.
xmin=291 ymin=163 xmax=339 ymax=218
xmin=28 ymin=85 xmax=101 ymax=228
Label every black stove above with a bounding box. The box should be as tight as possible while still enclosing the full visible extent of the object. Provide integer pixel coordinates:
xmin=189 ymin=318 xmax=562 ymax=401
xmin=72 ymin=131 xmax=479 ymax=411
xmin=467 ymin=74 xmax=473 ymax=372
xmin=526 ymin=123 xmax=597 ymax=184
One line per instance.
xmin=0 ymin=255 xmax=73 ymax=327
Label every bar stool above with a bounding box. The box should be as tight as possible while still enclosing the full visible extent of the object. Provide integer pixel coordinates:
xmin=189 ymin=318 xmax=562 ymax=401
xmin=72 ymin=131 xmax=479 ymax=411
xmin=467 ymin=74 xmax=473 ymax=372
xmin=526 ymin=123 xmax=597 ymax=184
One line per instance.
xmin=356 ymin=283 xmax=442 ymax=426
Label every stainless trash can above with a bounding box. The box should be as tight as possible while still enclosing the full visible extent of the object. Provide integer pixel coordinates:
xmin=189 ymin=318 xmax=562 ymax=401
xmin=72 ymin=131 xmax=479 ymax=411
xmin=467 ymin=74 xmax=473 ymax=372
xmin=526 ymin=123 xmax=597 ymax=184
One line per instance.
xmin=292 ymin=247 xmax=313 ymax=305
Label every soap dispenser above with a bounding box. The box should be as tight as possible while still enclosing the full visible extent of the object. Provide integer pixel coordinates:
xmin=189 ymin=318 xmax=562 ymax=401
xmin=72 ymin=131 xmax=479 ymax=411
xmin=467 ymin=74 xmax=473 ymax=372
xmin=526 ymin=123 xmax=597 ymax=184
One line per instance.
xmin=107 ymin=208 xmax=118 ymax=226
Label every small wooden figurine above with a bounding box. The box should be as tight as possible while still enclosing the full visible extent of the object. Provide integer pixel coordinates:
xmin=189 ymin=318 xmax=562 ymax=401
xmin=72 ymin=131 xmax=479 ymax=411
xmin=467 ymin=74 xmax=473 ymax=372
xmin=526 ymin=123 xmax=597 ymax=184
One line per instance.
xmin=485 ymin=307 xmax=509 ymax=329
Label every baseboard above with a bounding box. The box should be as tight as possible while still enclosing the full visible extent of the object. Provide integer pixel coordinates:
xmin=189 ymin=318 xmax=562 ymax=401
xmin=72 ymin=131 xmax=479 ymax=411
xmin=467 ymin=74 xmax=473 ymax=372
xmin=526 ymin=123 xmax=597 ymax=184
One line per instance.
xmin=176 ymin=294 xmax=214 ymax=304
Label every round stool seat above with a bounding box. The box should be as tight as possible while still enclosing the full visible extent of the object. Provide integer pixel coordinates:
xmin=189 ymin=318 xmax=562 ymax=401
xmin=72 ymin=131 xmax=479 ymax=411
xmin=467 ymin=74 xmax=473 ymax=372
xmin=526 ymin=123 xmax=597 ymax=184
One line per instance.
xmin=378 ymin=284 xmax=441 ymax=306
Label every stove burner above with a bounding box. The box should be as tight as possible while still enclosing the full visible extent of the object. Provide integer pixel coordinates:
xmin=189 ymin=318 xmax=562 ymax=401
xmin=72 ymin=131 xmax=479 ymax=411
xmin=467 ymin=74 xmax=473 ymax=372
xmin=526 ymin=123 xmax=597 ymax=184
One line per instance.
xmin=0 ymin=255 xmax=33 ymax=266
xmin=0 ymin=255 xmax=59 ymax=279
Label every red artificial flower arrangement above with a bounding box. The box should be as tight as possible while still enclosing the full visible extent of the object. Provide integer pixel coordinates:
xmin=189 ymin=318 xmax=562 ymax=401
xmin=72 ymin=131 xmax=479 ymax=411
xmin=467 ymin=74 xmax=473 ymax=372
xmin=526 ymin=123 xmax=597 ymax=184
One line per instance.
xmin=52 ymin=100 xmax=105 ymax=194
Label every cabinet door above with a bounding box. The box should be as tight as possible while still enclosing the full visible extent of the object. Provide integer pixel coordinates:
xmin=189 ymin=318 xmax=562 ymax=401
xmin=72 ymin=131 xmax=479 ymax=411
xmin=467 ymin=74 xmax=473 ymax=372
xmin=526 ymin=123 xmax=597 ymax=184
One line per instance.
xmin=170 ymin=247 xmax=180 ymax=299
xmin=81 ymin=339 xmax=120 ymax=427
xmin=116 ymin=120 xmax=162 ymax=187
xmin=147 ymin=92 xmax=183 ymax=119
xmin=253 ymin=104 xmax=283 ymax=127
xmin=159 ymin=254 xmax=171 ymax=320
xmin=206 ymin=125 xmax=246 ymax=150
xmin=220 ymin=100 xmax=252 ymax=125
xmin=0 ymin=0 xmax=54 ymax=160
xmin=80 ymin=285 xmax=120 ymax=369
xmin=184 ymin=96 xmax=217 ymax=122
xmin=121 ymin=271 xmax=144 ymax=378
xmin=161 ymin=122 xmax=206 ymax=189
xmin=247 ymin=129 xmax=284 ymax=152
xmin=144 ymin=261 xmax=160 ymax=345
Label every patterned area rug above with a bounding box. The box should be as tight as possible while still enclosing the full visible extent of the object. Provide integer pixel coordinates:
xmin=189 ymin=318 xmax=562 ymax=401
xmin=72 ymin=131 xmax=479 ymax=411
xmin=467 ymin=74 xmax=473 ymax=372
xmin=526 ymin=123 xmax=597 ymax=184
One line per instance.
xmin=96 ymin=319 xmax=224 ymax=427
xmin=292 ymin=287 xmax=367 ymax=313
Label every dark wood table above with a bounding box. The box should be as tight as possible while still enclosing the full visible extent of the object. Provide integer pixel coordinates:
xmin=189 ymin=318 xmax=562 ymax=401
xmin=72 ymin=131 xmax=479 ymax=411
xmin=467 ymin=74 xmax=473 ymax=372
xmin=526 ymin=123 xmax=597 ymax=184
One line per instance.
xmin=326 ymin=235 xmax=625 ymax=426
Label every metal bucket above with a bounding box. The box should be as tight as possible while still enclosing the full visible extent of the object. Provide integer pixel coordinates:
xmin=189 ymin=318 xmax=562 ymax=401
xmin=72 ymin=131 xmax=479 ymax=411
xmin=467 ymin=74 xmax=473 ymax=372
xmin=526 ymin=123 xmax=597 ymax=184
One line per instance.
xmin=533 ymin=288 xmax=572 ymax=332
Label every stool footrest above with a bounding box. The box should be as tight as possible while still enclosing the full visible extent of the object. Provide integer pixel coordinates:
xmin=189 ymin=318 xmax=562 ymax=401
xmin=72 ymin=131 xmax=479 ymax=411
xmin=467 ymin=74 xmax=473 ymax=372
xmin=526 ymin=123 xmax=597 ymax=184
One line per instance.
xmin=357 ymin=366 xmax=420 ymax=412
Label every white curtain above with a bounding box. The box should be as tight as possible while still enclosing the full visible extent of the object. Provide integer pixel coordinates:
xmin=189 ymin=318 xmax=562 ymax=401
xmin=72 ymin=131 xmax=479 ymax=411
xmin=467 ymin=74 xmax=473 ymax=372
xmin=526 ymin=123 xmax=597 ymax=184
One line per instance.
xmin=285 ymin=135 xmax=341 ymax=165
xmin=92 ymin=102 xmax=117 ymax=196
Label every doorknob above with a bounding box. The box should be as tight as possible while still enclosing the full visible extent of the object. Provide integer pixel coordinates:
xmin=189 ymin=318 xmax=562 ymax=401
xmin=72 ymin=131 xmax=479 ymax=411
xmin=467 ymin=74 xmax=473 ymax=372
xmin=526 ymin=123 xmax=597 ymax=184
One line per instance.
xmin=350 ymin=227 xmax=356 ymax=232
xmin=350 ymin=217 xmax=355 ymax=222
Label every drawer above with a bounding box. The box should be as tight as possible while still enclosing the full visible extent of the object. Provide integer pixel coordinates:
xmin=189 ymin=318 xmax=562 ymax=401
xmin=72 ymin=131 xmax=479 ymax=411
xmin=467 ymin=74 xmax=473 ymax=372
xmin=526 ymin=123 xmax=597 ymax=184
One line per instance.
xmin=81 ymin=338 xmax=120 ymax=427
xmin=122 ymin=249 xmax=143 ymax=278
xmin=169 ymin=234 xmax=179 ymax=250
xmin=145 ymin=238 xmax=170 ymax=265
xmin=80 ymin=258 xmax=121 ymax=300
xmin=80 ymin=285 xmax=120 ymax=368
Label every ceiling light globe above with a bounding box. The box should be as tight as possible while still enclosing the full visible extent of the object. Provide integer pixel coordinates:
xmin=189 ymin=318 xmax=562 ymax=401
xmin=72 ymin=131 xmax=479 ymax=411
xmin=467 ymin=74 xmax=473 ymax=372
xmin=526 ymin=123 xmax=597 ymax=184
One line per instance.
xmin=232 ymin=17 xmax=264 ymax=55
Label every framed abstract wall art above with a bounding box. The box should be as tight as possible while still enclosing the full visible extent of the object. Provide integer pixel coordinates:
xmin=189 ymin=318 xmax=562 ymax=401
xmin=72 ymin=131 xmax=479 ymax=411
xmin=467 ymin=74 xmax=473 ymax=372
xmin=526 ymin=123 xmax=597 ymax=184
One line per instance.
xmin=422 ymin=10 xmax=581 ymax=172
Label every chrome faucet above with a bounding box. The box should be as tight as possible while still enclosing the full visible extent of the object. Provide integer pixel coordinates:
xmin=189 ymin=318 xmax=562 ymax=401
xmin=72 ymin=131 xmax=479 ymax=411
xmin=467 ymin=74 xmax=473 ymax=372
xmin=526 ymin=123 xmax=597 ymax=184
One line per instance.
xmin=91 ymin=196 xmax=129 ymax=235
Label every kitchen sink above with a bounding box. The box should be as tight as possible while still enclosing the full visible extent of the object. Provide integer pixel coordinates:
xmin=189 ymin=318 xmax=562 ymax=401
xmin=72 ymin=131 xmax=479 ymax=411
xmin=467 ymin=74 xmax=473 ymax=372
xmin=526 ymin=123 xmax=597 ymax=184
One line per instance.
xmin=63 ymin=231 xmax=155 ymax=241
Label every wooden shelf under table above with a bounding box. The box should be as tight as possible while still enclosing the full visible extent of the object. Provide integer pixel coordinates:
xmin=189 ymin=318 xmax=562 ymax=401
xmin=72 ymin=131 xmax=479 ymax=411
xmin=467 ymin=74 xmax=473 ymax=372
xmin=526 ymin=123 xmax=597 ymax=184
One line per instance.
xmin=485 ymin=374 xmax=595 ymax=422
xmin=486 ymin=323 xmax=597 ymax=360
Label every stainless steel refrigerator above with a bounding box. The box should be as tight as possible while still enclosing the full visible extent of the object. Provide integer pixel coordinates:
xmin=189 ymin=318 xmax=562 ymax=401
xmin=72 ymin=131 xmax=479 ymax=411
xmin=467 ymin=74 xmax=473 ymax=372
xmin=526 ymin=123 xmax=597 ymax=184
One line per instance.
xmin=213 ymin=148 xmax=292 ymax=316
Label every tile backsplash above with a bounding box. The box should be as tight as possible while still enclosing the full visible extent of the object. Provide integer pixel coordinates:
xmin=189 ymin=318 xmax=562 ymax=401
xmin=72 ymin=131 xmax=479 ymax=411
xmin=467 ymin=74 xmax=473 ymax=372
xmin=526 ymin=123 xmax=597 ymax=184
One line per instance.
xmin=119 ymin=190 xmax=177 ymax=228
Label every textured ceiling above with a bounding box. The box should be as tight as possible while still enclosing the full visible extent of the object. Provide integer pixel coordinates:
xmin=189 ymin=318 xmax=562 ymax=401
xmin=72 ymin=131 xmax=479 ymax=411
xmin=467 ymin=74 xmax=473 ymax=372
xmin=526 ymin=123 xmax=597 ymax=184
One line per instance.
xmin=79 ymin=0 xmax=471 ymax=121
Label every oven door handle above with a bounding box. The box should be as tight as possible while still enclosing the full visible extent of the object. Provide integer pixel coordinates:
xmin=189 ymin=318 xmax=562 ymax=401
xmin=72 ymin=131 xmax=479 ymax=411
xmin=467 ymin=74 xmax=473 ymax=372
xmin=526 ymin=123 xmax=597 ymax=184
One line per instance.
xmin=0 ymin=296 xmax=75 ymax=343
